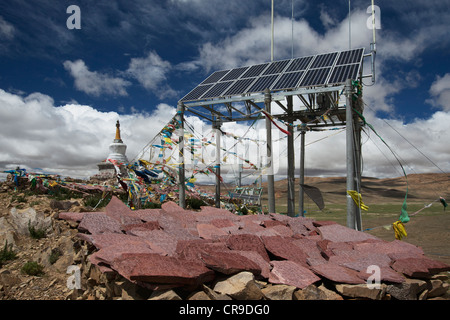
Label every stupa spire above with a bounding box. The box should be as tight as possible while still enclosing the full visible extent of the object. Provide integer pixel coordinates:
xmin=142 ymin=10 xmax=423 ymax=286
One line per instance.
xmin=115 ymin=120 xmax=122 ymax=142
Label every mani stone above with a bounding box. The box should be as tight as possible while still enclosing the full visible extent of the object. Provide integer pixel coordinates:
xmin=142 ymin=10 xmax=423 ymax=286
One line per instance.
xmin=310 ymin=262 xmax=366 ymax=284
xmin=112 ymin=253 xmax=215 ymax=287
xmin=269 ymin=260 xmax=321 ymax=289
xmin=317 ymin=223 xmax=379 ymax=243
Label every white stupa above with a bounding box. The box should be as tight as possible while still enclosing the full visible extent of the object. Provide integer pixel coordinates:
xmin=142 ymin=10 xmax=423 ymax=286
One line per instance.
xmin=106 ymin=120 xmax=128 ymax=164
xmin=94 ymin=120 xmax=128 ymax=180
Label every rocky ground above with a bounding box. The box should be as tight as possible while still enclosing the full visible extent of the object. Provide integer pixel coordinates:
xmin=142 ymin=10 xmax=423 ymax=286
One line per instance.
xmin=0 ymin=177 xmax=449 ymax=301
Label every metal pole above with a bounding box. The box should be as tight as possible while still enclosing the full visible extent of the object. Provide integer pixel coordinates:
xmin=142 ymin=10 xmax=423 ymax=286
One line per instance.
xmin=354 ymin=105 xmax=363 ymax=231
xmin=299 ymin=123 xmax=306 ymax=217
xmin=271 ymin=0 xmax=274 ymax=61
xmin=265 ymin=89 xmax=275 ymax=213
xmin=348 ymin=0 xmax=351 ymax=50
xmin=287 ymin=95 xmax=295 ymax=216
xmin=213 ymin=119 xmax=221 ymax=208
xmin=177 ymin=102 xmax=186 ymax=209
xmin=345 ymin=79 xmax=356 ymax=229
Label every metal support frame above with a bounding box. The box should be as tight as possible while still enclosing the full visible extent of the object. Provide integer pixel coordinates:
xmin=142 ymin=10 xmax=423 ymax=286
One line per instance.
xmin=345 ymin=79 xmax=362 ymax=230
xmin=179 ymin=81 xmax=364 ymax=229
xmin=177 ymin=102 xmax=186 ymax=209
xmin=287 ymin=95 xmax=295 ymax=216
xmin=298 ymin=123 xmax=306 ymax=217
xmin=213 ymin=118 xmax=222 ymax=208
xmin=264 ymin=89 xmax=276 ymax=213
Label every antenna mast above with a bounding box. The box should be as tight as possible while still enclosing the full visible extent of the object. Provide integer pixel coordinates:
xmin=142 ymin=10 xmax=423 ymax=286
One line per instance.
xmin=370 ymin=0 xmax=377 ymax=83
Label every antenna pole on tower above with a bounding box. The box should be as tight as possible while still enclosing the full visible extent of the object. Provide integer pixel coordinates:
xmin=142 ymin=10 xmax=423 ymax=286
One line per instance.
xmin=271 ymin=0 xmax=274 ymax=61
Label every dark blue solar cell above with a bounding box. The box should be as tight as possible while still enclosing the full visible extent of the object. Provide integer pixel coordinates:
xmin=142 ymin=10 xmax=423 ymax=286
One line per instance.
xmin=310 ymin=52 xmax=338 ymax=68
xmin=300 ymin=68 xmax=331 ymax=86
xmin=241 ymin=63 xmax=270 ymax=78
xmin=223 ymin=78 xmax=257 ymax=96
xmin=272 ymin=71 xmax=304 ymax=90
xmin=246 ymin=75 xmax=279 ymax=93
xmin=262 ymin=60 xmax=290 ymax=75
xmin=221 ymin=67 xmax=250 ymax=81
xmin=286 ymin=56 xmax=314 ymax=72
xmin=200 ymin=70 xmax=230 ymax=84
xmin=327 ymin=64 xmax=360 ymax=84
xmin=201 ymin=81 xmax=234 ymax=98
xmin=181 ymin=84 xmax=214 ymax=101
xmin=336 ymin=48 xmax=364 ymax=65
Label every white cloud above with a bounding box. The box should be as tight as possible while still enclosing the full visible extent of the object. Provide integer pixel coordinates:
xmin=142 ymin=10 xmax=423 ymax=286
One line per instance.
xmin=427 ymin=73 xmax=450 ymax=111
xmin=0 ymin=89 xmax=175 ymax=179
xmin=0 ymin=16 xmax=15 ymax=40
xmin=126 ymin=51 xmax=177 ymax=99
xmin=63 ymin=60 xmax=131 ymax=97
xmin=0 ymin=86 xmax=448 ymax=182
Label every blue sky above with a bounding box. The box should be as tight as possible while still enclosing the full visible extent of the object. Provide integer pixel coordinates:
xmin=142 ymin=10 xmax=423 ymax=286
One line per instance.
xmin=0 ymin=0 xmax=449 ymax=180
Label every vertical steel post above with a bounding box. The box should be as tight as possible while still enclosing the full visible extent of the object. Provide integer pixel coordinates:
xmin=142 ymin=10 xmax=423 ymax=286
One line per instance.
xmin=213 ymin=119 xmax=221 ymax=208
xmin=299 ymin=124 xmax=306 ymax=217
xmin=287 ymin=95 xmax=295 ymax=216
xmin=177 ymin=102 xmax=186 ymax=209
xmin=345 ymin=79 xmax=356 ymax=229
xmin=265 ymin=89 xmax=276 ymax=213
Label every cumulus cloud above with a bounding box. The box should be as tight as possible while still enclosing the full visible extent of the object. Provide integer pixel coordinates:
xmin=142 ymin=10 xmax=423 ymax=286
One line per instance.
xmin=0 ymin=86 xmax=448 ymax=182
xmin=126 ymin=51 xmax=178 ymax=99
xmin=0 ymin=89 xmax=175 ymax=179
xmin=427 ymin=73 xmax=450 ymax=111
xmin=63 ymin=59 xmax=131 ymax=97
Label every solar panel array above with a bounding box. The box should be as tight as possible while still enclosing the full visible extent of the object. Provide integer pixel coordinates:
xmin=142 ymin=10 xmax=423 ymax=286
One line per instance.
xmin=181 ymin=48 xmax=364 ymax=102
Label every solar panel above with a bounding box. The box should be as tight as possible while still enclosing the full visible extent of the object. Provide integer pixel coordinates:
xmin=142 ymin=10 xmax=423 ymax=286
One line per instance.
xmin=310 ymin=52 xmax=338 ymax=68
xmin=202 ymin=81 xmax=233 ymax=98
xmin=221 ymin=67 xmax=250 ymax=81
xmin=180 ymin=48 xmax=365 ymax=102
xmin=300 ymin=68 xmax=331 ymax=87
xmin=336 ymin=48 xmax=364 ymax=65
xmin=328 ymin=64 xmax=360 ymax=85
xmin=200 ymin=70 xmax=230 ymax=85
xmin=241 ymin=63 xmax=270 ymax=78
xmin=262 ymin=59 xmax=291 ymax=75
xmin=181 ymin=84 xmax=213 ymax=101
xmin=272 ymin=71 xmax=304 ymax=91
xmin=223 ymin=78 xmax=256 ymax=96
xmin=286 ymin=56 xmax=314 ymax=72
xmin=247 ymin=75 xmax=279 ymax=93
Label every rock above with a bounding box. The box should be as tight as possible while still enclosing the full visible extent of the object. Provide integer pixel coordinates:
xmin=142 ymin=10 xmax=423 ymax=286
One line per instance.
xmin=386 ymin=278 xmax=427 ymax=300
xmin=262 ymin=236 xmax=309 ymax=266
xmin=427 ymin=279 xmax=449 ymax=298
xmin=202 ymin=284 xmax=232 ymax=300
xmin=294 ymin=284 xmax=343 ymax=300
xmin=50 ymin=200 xmax=79 ymax=211
xmin=112 ymin=253 xmax=215 ymax=287
xmin=0 ymin=216 xmax=17 ymax=248
xmin=269 ymin=260 xmax=320 ymax=289
xmin=148 ymin=289 xmax=182 ymax=300
xmin=225 ymin=234 xmax=270 ymax=262
xmin=310 ymin=262 xmax=366 ymax=284
xmin=200 ymin=249 xmax=261 ymax=276
xmin=187 ymin=290 xmax=211 ymax=300
xmin=261 ymin=284 xmax=296 ymax=300
xmin=334 ymin=283 xmax=387 ymax=300
xmin=317 ymin=224 xmax=379 ymax=243
xmin=197 ymin=223 xmax=228 ymax=240
xmin=9 ymin=207 xmax=52 ymax=236
xmin=78 ymin=213 xmax=123 ymax=235
xmin=391 ymin=257 xmax=450 ymax=278
xmin=213 ymin=271 xmax=264 ymax=300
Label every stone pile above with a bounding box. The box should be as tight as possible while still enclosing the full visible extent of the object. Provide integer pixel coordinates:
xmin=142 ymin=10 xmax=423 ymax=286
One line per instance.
xmin=59 ymin=196 xmax=450 ymax=300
